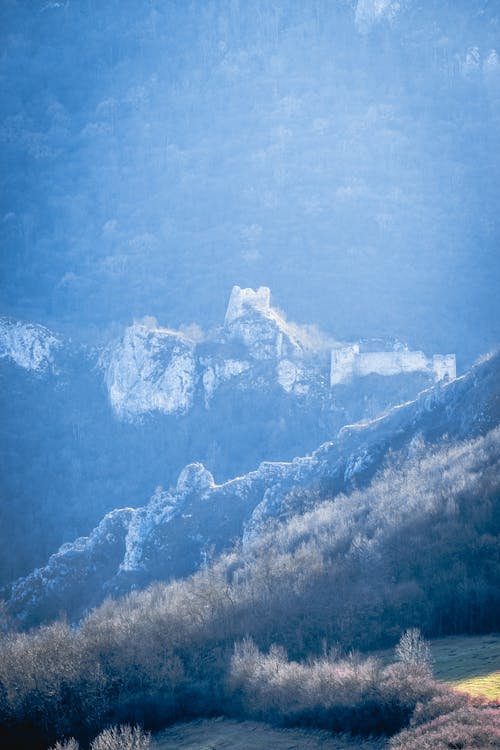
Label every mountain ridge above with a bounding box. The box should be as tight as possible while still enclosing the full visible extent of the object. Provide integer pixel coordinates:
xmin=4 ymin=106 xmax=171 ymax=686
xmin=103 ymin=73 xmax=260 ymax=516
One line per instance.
xmin=1 ymin=285 xmax=456 ymax=421
xmin=6 ymin=348 xmax=499 ymax=627
xmin=0 ymin=287 xmax=459 ymax=585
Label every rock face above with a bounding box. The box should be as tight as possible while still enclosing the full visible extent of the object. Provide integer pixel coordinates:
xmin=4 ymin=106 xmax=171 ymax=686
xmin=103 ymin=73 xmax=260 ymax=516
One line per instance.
xmin=103 ymin=285 xmax=318 ymax=419
xmin=102 ymin=286 xmax=455 ymax=420
xmin=105 ymin=322 xmax=197 ymax=419
xmin=7 ymin=350 xmax=499 ymax=627
xmin=0 ymin=318 xmax=60 ymax=373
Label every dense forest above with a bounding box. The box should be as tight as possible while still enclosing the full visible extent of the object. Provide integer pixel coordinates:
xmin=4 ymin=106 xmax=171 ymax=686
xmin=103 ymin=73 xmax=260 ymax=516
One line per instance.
xmin=1 ymin=0 xmax=499 ymax=365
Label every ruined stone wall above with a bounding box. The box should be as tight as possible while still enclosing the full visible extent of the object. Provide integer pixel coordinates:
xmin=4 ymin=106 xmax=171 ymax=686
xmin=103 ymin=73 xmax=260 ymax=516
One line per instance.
xmin=330 ymin=346 xmax=456 ymax=386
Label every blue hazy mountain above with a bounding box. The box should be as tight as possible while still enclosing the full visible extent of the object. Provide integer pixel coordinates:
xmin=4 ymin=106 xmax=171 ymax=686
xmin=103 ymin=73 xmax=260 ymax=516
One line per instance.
xmin=1 ymin=5 xmax=499 ymax=749
xmin=1 ymin=1 xmax=499 ymax=367
xmin=5 ymin=347 xmax=498 ymax=627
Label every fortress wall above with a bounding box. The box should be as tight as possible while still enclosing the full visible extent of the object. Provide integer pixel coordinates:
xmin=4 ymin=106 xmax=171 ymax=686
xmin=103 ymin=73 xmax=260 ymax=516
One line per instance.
xmin=330 ymin=347 xmax=457 ymax=386
xmin=354 ymin=351 xmax=430 ymax=377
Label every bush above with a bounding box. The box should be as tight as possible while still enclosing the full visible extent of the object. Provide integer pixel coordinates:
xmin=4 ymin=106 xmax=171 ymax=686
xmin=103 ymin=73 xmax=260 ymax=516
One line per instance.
xmin=49 ymin=740 xmax=80 ymax=750
xmin=409 ymin=689 xmax=468 ymax=726
xmin=48 ymin=725 xmax=152 ymax=750
xmin=229 ymin=639 xmax=441 ymax=735
xmin=389 ymin=705 xmax=500 ymax=749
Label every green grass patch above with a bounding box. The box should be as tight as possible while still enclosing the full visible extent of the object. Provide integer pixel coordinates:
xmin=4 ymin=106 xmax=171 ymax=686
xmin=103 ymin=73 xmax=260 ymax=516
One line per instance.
xmin=429 ymin=634 xmax=499 ymax=685
xmin=450 ymin=671 xmax=500 ymax=700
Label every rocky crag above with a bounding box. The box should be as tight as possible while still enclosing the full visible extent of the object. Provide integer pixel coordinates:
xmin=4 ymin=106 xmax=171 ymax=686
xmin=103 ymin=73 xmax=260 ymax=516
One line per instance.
xmin=0 ymin=287 xmax=458 ymax=587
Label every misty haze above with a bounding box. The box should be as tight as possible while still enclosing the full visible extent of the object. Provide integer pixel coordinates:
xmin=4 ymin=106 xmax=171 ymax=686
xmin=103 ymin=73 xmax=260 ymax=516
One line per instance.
xmin=0 ymin=2 xmax=499 ymax=749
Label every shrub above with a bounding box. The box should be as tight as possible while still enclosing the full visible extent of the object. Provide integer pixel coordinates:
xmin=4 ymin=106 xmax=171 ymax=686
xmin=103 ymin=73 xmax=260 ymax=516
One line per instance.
xmin=229 ymin=638 xmax=441 ymax=735
xmin=409 ymin=689 xmax=468 ymax=726
xmin=389 ymin=705 xmax=500 ymax=749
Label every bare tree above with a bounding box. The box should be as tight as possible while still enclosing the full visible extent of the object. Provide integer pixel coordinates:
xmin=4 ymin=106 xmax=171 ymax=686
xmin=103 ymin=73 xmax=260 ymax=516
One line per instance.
xmin=395 ymin=628 xmax=432 ymax=671
xmin=90 ymin=725 xmax=151 ymax=750
xmin=49 ymin=739 xmax=79 ymax=750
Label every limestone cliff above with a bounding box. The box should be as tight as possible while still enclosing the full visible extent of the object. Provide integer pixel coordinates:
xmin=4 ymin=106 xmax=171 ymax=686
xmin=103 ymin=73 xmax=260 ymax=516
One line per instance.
xmin=102 ymin=286 xmax=455 ymax=420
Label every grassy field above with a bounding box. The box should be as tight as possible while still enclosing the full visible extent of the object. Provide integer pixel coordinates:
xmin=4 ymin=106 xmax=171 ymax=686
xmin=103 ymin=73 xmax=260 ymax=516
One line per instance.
xmin=428 ymin=633 xmax=500 ymax=700
xmin=375 ymin=633 xmax=500 ymax=700
xmin=155 ymin=718 xmax=387 ymax=750
xmin=154 ymin=636 xmax=499 ymax=748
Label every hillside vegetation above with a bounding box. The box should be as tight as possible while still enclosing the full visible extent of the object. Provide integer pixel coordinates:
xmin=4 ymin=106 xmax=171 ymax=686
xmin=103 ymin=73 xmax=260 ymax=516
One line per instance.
xmin=0 ymin=427 xmax=499 ymax=748
xmin=7 ymin=349 xmax=500 ymax=629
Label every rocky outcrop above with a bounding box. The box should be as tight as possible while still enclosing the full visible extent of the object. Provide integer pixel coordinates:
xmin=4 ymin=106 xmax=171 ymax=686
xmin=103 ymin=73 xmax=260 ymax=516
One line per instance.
xmin=101 ymin=286 xmax=455 ymax=419
xmin=0 ymin=287 xmax=456 ymax=421
xmin=103 ymin=286 xmax=321 ymax=418
xmin=0 ymin=289 xmax=462 ymax=593
xmin=0 ymin=318 xmax=60 ymax=373
xmin=104 ymin=321 xmax=197 ymax=420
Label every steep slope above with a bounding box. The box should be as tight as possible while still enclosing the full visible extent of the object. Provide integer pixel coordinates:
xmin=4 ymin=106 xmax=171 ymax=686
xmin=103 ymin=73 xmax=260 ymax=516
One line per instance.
xmin=6 ymin=350 xmax=499 ymax=627
xmin=0 ymin=287 xmax=451 ymax=584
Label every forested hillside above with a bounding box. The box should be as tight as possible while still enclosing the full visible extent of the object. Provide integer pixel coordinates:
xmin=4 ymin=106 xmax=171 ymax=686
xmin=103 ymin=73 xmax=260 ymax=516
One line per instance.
xmin=6 ymin=349 xmax=498 ymax=628
xmin=1 ymin=427 xmax=498 ymax=747
xmin=1 ymin=1 xmax=499 ymax=366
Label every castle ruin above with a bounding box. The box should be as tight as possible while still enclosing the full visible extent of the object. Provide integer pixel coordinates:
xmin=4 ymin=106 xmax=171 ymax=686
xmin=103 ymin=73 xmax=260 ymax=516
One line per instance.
xmin=223 ymin=286 xmax=456 ymax=389
xmin=330 ymin=343 xmax=456 ymax=386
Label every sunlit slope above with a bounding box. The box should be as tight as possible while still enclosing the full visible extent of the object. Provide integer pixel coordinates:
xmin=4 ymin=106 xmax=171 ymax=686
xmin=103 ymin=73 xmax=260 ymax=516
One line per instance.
xmin=7 ymin=351 xmax=500 ymax=628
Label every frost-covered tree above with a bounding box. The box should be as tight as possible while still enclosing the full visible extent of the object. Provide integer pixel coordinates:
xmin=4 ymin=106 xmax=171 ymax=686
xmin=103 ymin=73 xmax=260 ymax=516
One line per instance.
xmin=395 ymin=629 xmax=432 ymax=671
xmin=90 ymin=725 xmax=151 ymax=750
xmin=49 ymin=739 xmax=79 ymax=750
